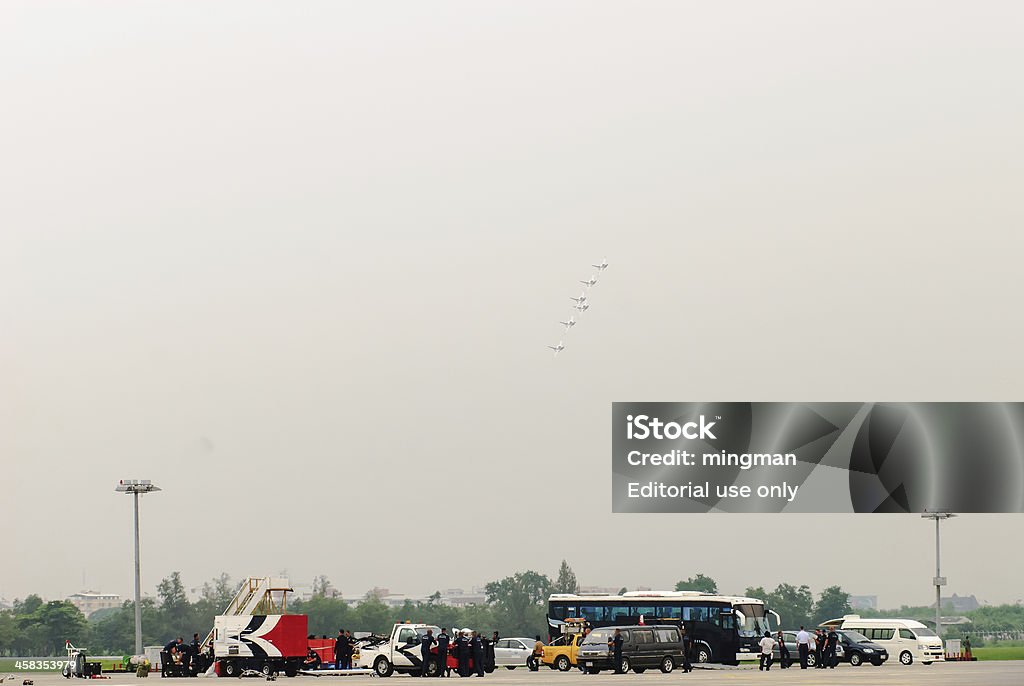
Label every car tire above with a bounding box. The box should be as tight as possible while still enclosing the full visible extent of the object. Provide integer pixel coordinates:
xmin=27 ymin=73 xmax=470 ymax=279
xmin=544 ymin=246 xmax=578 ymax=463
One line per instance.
xmin=850 ymin=653 xmax=863 ymax=667
xmin=870 ymin=659 xmax=883 ymax=667
xmin=223 ymin=662 xmax=238 ymax=678
xmin=555 ymin=656 xmax=571 ymax=672
xmin=619 ymin=657 xmax=631 ymax=673
xmin=425 ymin=658 xmax=442 ymax=678
xmin=900 ymin=651 xmax=913 ymax=666
xmin=374 ymin=657 xmax=393 ymax=678
xmin=505 ymin=666 xmax=516 ymax=670
xmin=660 ymin=656 xmax=675 ymax=673
xmin=696 ymin=644 xmax=712 ymax=664
xmin=806 ymin=653 xmax=816 ymax=667
xmin=284 ymin=663 xmax=298 ymax=678
xmin=633 ymin=667 xmax=646 ymax=674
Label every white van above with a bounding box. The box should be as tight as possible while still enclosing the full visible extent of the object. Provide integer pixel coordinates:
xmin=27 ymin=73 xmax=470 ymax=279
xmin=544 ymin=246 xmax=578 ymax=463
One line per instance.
xmin=822 ymin=615 xmax=944 ymax=665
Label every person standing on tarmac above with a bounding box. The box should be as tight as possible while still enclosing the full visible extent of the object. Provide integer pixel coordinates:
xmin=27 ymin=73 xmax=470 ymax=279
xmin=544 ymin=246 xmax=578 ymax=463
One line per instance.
xmin=824 ymin=627 xmax=839 ymax=668
xmin=679 ymin=626 xmax=692 ymax=673
xmin=609 ymin=629 xmax=624 ymax=674
xmin=487 ymin=632 xmax=498 ymax=672
xmin=335 ymin=630 xmax=346 ymax=669
xmin=420 ymin=629 xmax=436 ymax=677
xmin=776 ymin=630 xmax=790 ymax=669
xmin=456 ymin=630 xmax=472 ymax=677
xmin=190 ymin=633 xmax=202 ymax=676
xmin=814 ymin=629 xmax=826 ymax=669
xmin=758 ymin=632 xmax=775 ymax=671
xmin=436 ymin=629 xmax=450 ymax=677
xmin=796 ymin=626 xmax=811 ymax=669
xmin=471 ymin=631 xmax=485 ymax=677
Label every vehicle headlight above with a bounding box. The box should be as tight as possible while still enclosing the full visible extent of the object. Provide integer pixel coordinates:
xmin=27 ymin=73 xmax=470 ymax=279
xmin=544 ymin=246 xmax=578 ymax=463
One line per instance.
xmin=863 ymin=649 xmax=874 ymax=654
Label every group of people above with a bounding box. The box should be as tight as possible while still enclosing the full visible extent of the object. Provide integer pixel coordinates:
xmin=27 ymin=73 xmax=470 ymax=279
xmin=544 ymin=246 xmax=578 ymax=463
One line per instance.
xmin=160 ymin=633 xmax=206 ymax=677
xmin=417 ymin=628 xmax=501 ymax=677
xmin=758 ymin=626 xmax=840 ymax=671
xmin=332 ymin=630 xmax=357 ymax=669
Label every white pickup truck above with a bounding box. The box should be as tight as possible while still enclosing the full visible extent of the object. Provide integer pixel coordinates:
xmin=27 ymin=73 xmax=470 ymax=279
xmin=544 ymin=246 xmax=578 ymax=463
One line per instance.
xmin=356 ymin=623 xmax=442 ymax=677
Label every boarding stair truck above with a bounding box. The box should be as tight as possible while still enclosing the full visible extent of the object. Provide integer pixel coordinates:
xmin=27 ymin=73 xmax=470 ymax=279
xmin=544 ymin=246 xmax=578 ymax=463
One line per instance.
xmin=356 ymin=623 xmax=446 ymax=677
xmin=203 ymin=577 xmax=308 ymax=678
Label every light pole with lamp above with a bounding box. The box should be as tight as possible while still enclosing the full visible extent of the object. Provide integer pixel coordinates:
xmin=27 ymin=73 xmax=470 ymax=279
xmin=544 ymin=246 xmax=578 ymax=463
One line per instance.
xmin=116 ymin=479 xmax=161 ymax=656
xmin=921 ymin=510 xmax=955 ymax=644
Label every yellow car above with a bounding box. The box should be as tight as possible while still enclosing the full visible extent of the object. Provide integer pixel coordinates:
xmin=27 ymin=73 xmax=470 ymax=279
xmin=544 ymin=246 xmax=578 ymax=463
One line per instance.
xmin=542 ymin=633 xmax=584 ymax=671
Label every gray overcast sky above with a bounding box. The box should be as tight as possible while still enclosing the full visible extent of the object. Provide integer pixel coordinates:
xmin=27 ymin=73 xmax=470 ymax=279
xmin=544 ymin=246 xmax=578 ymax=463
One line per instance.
xmin=2 ymin=1 xmax=1023 ymax=609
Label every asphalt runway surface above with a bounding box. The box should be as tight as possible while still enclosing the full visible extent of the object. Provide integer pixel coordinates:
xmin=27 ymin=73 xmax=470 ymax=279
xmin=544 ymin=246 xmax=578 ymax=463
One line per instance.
xmin=8 ymin=664 xmax=1024 ymax=686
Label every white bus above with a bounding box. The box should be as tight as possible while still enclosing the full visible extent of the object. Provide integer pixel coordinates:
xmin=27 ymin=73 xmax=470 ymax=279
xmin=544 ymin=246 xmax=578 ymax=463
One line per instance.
xmin=822 ymin=615 xmax=944 ymax=665
xmin=547 ymin=591 xmax=777 ymax=665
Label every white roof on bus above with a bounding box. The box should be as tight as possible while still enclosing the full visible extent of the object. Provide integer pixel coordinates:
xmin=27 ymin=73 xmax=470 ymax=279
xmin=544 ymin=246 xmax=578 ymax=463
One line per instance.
xmin=548 ymin=591 xmax=763 ymax=605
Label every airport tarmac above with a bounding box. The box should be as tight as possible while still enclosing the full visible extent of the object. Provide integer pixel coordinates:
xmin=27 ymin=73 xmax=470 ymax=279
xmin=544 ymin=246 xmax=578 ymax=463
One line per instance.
xmin=8 ymin=664 xmax=1024 ymax=686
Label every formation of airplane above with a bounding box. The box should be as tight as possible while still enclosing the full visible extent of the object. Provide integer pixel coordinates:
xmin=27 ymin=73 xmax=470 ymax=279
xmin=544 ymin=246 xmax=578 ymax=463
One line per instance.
xmin=549 ymin=258 xmax=607 ymax=356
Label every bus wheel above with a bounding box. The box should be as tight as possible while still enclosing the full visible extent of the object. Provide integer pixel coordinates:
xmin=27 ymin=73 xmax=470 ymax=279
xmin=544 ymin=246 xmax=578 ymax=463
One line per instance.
xmin=555 ymin=656 xmax=571 ymax=672
xmin=696 ymin=644 xmax=712 ymax=663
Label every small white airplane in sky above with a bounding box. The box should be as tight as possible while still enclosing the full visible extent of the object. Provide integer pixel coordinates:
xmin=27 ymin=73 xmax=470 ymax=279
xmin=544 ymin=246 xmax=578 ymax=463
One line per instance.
xmin=569 ymin=291 xmax=588 ymax=305
xmin=548 ymin=341 xmax=565 ymax=355
xmin=573 ymin=302 xmax=590 ymax=313
xmin=560 ymin=317 xmax=576 ymax=331
xmin=580 ymin=276 xmax=598 ymax=288
xmin=592 ymin=258 xmax=609 ymax=271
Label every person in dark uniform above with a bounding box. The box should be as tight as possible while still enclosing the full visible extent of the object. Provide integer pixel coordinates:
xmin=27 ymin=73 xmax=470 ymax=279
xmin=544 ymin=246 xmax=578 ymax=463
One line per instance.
xmin=456 ymin=631 xmax=472 ymax=677
xmin=814 ymin=629 xmax=826 ymax=669
xmin=189 ymin=634 xmax=202 ymax=676
xmin=471 ymin=632 xmax=485 ymax=677
xmin=346 ymin=631 xmax=356 ymax=669
xmin=487 ymin=632 xmax=498 ymax=672
xmin=680 ymin=626 xmax=692 ymax=673
xmin=436 ymin=629 xmax=450 ymax=677
xmin=824 ymin=627 xmax=838 ymax=668
xmin=420 ymin=629 xmax=436 ymax=677
xmin=610 ymin=629 xmax=624 ymax=674
xmin=335 ymin=630 xmax=346 ymax=669
xmin=303 ymin=647 xmax=322 ymax=671
xmin=776 ymin=631 xmax=790 ymax=669
xmin=162 ymin=637 xmax=182 ymax=677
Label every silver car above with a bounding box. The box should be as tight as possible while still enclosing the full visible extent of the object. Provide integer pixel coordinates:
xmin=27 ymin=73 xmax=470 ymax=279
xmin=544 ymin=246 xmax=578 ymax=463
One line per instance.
xmin=493 ymin=638 xmax=534 ymax=669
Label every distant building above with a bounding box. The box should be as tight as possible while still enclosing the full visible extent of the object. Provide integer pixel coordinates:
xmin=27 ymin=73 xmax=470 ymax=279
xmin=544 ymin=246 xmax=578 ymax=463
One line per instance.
xmin=934 ymin=594 xmax=980 ymax=612
xmin=440 ymin=589 xmax=486 ymax=607
xmin=578 ymin=586 xmax=622 ymax=595
xmin=67 ymin=591 xmax=121 ymax=616
xmin=850 ymin=595 xmax=878 ymax=611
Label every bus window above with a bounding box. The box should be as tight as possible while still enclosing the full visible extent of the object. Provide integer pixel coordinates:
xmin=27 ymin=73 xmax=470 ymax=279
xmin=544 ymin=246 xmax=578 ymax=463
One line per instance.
xmin=657 ymin=606 xmax=682 ymax=620
xmin=631 ymin=606 xmax=656 ymax=618
xmin=684 ymin=606 xmax=709 ymax=622
xmin=609 ymin=606 xmax=630 ymax=622
xmin=578 ymin=606 xmax=602 ymax=623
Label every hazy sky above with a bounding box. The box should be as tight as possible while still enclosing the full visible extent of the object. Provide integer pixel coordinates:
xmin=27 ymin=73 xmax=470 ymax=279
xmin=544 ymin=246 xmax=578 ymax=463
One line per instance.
xmin=2 ymin=1 xmax=1023 ymax=610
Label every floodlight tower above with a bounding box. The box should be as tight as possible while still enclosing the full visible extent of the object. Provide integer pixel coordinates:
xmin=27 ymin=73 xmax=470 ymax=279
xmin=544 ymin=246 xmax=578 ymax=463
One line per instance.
xmin=116 ymin=479 xmax=161 ymax=655
xmin=921 ymin=511 xmax=956 ymax=643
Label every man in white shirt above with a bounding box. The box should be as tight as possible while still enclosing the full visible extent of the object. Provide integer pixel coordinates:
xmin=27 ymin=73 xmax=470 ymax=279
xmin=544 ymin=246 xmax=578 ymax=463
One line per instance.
xmin=796 ymin=626 xmax=811 ymax=669
xmin=758 ymin=632 xmax=776 ymax=671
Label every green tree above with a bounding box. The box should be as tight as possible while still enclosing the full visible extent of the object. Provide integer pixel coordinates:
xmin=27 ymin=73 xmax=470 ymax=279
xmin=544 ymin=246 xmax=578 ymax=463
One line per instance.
xmin=675 ymin=574 xmax=717 ymax=594
xmin=353 ymin=597 xmax=392 ymax=634
xmin=554 ymin=560 xmax=579 ymax=594
xmin=20 ymin=601 xmax=90 ymax=655
xmin=485 ymin=571 xmax=552 ymax=637
xmin=813 ymin=586 xmax=851 ymax=624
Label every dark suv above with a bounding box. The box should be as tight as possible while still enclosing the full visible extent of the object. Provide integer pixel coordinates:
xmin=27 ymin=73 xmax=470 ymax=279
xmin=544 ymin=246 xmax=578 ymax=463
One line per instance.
xmin=836 ymin=630 xmax=889 ymax=666
xmin=576 ymin=626 xmax=685 ymax=674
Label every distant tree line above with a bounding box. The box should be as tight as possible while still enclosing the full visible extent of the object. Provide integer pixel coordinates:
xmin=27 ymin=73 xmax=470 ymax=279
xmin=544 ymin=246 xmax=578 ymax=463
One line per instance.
xmin=4 ymin=564 xmax=1022 ymax=656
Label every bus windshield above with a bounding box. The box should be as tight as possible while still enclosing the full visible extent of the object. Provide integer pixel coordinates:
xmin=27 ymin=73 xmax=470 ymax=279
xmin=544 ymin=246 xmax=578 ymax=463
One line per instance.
xmin=734 ymin=604 xmax=771 ymax=638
